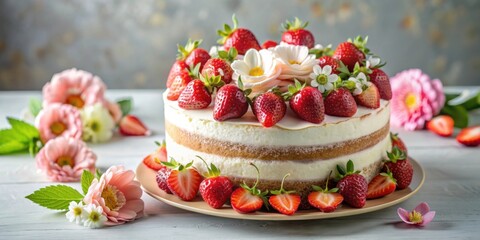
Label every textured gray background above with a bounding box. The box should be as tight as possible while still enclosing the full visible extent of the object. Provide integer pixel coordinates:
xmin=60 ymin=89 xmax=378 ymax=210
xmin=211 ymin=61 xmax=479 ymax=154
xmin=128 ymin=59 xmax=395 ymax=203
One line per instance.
xmin=0 ymin=0 xmax=479 ymax=90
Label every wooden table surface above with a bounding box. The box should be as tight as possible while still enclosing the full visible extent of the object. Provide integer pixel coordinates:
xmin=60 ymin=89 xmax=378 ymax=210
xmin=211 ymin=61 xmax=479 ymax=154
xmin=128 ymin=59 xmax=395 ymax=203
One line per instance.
xmin=1 ymin=89 xmax=479 ymax=240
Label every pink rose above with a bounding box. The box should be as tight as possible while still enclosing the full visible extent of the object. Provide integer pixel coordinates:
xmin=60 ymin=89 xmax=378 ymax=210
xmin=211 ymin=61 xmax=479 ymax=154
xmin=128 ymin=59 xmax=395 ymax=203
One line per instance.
xmin=83 ymin=166 xmax=144 ymax=226
xmin=43 ymin=68 xmax=106 ymax=109
xmin=36 ymin=137 xmax=97 ymax=182
xmin=35 ymin=103 xmax=83 ymax=143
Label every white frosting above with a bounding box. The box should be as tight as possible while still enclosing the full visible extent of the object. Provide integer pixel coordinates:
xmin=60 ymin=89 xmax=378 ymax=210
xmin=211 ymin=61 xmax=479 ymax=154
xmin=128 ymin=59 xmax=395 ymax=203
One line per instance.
xmin=163 ymin=91 xmax=390 ymax=146
xmin=166 ymin=133 xmax=391 ymax=181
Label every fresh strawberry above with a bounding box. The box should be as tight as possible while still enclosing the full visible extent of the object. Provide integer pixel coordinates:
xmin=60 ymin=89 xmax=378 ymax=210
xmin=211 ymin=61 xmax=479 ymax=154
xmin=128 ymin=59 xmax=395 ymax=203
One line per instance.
xmin=324 ymin=88 xmax=358 ymax=117
xmin=261 ymin=40 xmax=278 ymax=49
xmin=308 ymin=173 xmax=344 ymax=213
xmin=354 ymin=83 xmax=380 ymax=109
xmin=201 ymin=48 xmax=237 ymax=84
xmin=178 ymin=39 xmax=210 ymax=71
xmin=268 ymin=174 xmax=301 ymax=215
xmin=318 ymin=56 xmax=340 ymax=74
xmin=230 ymin=164 xmax=268 ymax=213
xmin=284 ymin=81 xmax=325 ymax=124
xmin=119 ymin=114 xmax=151 ymax=136
xmin=143 ymin=141 xmax=167 ymax=171
xmin=456 ymin=125 xmax=480 ymax=147
xmin=162 ymin=159 xmax=203 ymax=201
xmin=166 ymin=60 xmax=188 ymax=88
xmin=252 ymin=91 xmax=287 ymax=127
xmin=384 ymin=147 xmax=413 ymax=190
xmin=369 ymin=68 xmax=392 ymax=100
xmin=197 ymin=156 xmax=234 ymax=209
xmin=213 ymin=80 xmax=250 ymax=121
xmin=178 ymin=75 xmax=224 ymax=110
xmin=336 ymin=160 xmax=368 ymax=208
xmin=167 ymin=64 xmax=200 ymax=101
xmin=426 ymin=115 xmax=454 ymax=137
xmin=156 ymin=166 xmax=172 ymax=194
xmin=333 ymin=36 xmax=369 ymax=71
xmin=367 ymin=171 xmax=397 ymax=199
xmin=217 ymin=15 xmax=260 ymax=55
xmin=391 ymin=132 xmax=408 ymax=155
xmin=281 ymin=18 xmax=315 ymax=49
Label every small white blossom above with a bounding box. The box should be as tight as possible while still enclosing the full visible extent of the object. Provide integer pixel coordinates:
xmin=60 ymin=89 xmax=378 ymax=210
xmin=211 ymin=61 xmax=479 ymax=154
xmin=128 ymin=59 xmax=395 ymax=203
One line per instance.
xmin=80 ymin=103 xmax=115 ymax=143
xmin=366 ymin=56 xmax=381 ymax=69
xmin=310 ymin=65 xmax=338 ymax=93
xmin=347 ymin=72 xmax=371 ymax=96
xmin=65 ymin=201 xmax=84 ymax=225
xmin=82 ymin=204 xmax=107 ymax=229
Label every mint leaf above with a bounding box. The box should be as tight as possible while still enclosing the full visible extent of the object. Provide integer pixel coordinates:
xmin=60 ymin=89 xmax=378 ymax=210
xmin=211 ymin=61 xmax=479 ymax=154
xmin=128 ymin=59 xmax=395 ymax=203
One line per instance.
xmin=25 ymin=185 xmax=84 ymax=210
xmin=440 ymin=105 xmax=469 ymax=128
xmin=81 ymin=170 xmax=95 ymax=195
xmin=0 ymin=141 xmax=27 ymax=154
xmin=7 ymin=117 xmax=39 ymax=139
xmin=29 ymin=98 xmax=43 ymax=117
xmin=117 ymin=98 xmax=133 ymax=117
xmin=0 ymin=129 xmax=30 ymax=144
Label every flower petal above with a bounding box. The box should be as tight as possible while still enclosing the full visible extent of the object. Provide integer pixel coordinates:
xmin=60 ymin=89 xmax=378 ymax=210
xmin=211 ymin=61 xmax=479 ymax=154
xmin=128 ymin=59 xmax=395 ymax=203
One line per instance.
xmin=244 ymin=49 xmax=262 ymax=69
xmin=414 ymin=202 xmax=431 ymax=215
xmin=419 ymin=211 xmax=436 ymax=226
xmin=322 ymin=65 xmax=332 ymax=75
xmin=397 ymin=208 xmax=412 ymax=224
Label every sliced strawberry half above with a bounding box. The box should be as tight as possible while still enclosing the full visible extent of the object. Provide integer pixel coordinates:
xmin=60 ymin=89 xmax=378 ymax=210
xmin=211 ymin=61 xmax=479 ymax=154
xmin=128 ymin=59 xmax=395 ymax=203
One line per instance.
xmin=456 ymin=125 xmax=480 ymax=147
xmin=230 ymin=163 xmax=268 ymax=213
xmin=119 ymin=114 xmax=151 ymax=136
xmin=307 ymin=172 xmax=343 ymax=213
xmin=143 ymin=141 xmax=167 ymax=171
xmin=367 ymin=172 xmax=397 ymax=199
xmin=426 ymin=115 xmax=454 ymax=137
xmin=268 ymin=174 xmax=301 ymax=215
xmin=163 ymin=159 xmax=203 ymax=201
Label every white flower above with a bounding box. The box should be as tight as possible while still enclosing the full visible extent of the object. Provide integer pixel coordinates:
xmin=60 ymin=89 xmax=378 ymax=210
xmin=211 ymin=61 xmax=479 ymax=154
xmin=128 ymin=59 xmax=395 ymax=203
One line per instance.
xmin=66 ymin=201 xmax=84 ymax=225
xmin=82 ymin=204 xmax=107 ymax=229
xmin=310 ymin=65 xmax=338 ymax=93
xmin=366 ymin=56 xmax=381 ymax=69
xmin=209 ymin=46 xmax=224 ymax=58
xmin=80 ymin=103 xmax=115 ymax=143
xmin=347 ymin=72 xmax=371 ymax=96
xmin=273 ymin=44 xmax=319 ymax=83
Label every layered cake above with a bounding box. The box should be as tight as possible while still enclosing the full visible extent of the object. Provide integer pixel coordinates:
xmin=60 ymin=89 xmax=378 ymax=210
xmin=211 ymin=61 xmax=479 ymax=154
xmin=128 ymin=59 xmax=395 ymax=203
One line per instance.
xmin=162 ymin=16 xmax=395 ymax=201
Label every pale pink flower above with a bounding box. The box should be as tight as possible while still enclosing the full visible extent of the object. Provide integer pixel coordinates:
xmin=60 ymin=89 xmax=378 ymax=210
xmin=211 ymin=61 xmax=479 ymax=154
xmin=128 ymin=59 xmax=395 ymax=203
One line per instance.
xmin=104 ymin=100 xmax=122 ymax=124
xmin=35 ymin=103 xmax=83 ymax=143
xmin=83 ymin=166 xmax=144 ymax=226
xmin=42 ymin=68 xmax=106 ymax=109
xmin=35 ymin=137 xmax=97 ymax=182
xmin=390 ymin=69 xmax=445 ymax=130
xmin=398 ymin=202 xmax=436 ymax=227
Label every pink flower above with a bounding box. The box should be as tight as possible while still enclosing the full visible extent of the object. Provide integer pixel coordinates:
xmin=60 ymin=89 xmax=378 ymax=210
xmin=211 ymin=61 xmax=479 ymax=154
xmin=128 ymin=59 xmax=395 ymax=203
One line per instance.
xmin=83 ymin=166 xmax=144 ymax=226
xmin=104 ymin=100 xmax=122 ymax=124
xmin=35 ymin=137 xmax=97 ymax=182
xmin=43 ymin=68 xmax=106 ymax=109
xmin=35 ymin=103 xmax=83 ymax=143
xmin=398 ymin=202 xmax=436 ymax=227
xmin=390 ymin=69 xmax=445 ymax=130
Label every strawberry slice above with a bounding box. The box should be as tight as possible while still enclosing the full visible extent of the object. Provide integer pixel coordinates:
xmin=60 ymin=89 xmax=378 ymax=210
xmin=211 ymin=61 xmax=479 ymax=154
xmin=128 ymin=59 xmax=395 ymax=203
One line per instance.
xmin=426 ymin=115 xmax=454 ymax=137
xmin=456 ymin=125 xmax=480 ymax=147
xmin=308 ymin=172 xmax=343 ymax=212
xmin=162 ymin=159 xmax=203 ymax=201
xmin=230 ymin=163 xmax=268 ymax=213
xmin=119 ymin=114 xmax=151 ymax=136
xmin=268 ymin=174 xmax=301 ymax=215
xmin=367 ymin=171 xmax=397 ymax=199
xmin=143 ymin=141 xmax=167 ymax=171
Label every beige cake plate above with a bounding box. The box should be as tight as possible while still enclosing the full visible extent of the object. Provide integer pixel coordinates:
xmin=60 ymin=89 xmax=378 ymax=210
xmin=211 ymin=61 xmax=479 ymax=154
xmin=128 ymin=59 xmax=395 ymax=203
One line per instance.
xmin=136 ymin=158 xmax=424 ymax=221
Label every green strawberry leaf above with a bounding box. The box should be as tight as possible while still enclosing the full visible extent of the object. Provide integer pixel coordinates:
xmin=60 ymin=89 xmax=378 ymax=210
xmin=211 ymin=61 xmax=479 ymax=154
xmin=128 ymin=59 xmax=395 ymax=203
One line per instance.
xmin=29 ymin=98 xmax=43 ymax=117
xmin=7 ymin=117 xmax=39 ymax=140
xmin=25 ymin=185 xmax=84 ymax=210
xmin=117 ymin=98 xmax=133 ymax=117
xmin=81 ymin=170 xmax=95 ymax=195
xmin=440 ymin=104 xmax=469 ymax=128
xmin=0 ymin=141 xmax=28 ymax=155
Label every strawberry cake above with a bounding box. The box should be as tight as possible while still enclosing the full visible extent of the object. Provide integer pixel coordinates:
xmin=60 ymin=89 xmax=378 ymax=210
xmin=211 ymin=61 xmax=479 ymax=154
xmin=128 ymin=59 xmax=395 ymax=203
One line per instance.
xmin=162 ymin=16 xmax=396 ymax=203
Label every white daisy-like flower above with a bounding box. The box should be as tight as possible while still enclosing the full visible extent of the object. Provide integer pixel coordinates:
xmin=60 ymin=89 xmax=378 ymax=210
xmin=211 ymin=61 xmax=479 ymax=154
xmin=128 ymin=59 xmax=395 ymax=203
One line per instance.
xmin=231 ymin=48 xmax=281 ymax=95
xmin=273 ymin=43 xmax=319 ymax=83
xmin=347 ymin=72 xmax=371 ymax=96
xmin=80 ymin=103 xmax=115 ymax=143
xmin=310 ymin=65 xmax=338 ymax=93
xmin=208 ymin=46 xmax=224 ymax=58
xmin=66 ymin=201 xmax=84 ymax=225
xmin=366 ymin=56 xmax=381 ymax=69
xmin=82 ymin=204 xmax=107 ymax=229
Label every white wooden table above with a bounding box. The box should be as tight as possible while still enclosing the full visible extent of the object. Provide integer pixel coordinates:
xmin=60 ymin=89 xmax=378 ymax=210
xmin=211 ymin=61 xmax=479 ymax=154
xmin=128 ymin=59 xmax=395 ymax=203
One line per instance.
xmin=1 ymin=89 xmax=479 ymax=239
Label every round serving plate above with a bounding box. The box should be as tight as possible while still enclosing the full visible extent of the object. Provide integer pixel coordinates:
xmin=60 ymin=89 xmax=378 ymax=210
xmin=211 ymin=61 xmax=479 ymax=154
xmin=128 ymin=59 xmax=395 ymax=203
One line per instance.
xmin=136 ymin=158 xmax=424 ymax=221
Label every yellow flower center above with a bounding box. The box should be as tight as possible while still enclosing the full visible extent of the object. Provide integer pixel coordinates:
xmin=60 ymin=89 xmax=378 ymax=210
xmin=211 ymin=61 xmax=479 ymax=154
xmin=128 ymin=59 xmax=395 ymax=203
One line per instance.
xmin=249 ymin=67 xmax=264 ymax=76
xmin=89 ymin=211 xmax=101 ymax=222
xmin=73 ymin=206 xmax=82 ymax=216
xmin=56 ymin=156 xmax=74 ymax=168
xmin=408 ymin=210 xmax=423 ymax=224
xmin=405 ymin=93 xmax=418 ymax=110
xmin=101 ymin=185 xmax=126 ymax=211
xmin=289 ymin=60 xmax=300 ymax=65
xmin=66 ymin=95 xmax=85 ymax=108
xmin=50 ymin=122 xmax=66 ymax=136
xmin=316 ymin=74 xmax=328 ymax=85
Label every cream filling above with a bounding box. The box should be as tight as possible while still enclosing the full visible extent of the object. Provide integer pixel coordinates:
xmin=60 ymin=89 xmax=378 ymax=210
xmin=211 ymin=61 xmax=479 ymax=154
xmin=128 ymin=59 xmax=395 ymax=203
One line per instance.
xmin=164 ymin=91 xmax=390 ymax=146
xmin=166 ymin=133 xmax=391 ymax=182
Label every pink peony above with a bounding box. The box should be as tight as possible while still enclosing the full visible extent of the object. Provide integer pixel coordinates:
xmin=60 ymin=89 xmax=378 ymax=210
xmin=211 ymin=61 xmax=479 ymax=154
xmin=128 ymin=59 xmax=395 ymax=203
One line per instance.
xmin=43 ymin=68 xmax=106 ymax=109
xmin=104 ymin=100 xmax=122 ymax=124
xmin=35 ymin=103 xmax=83 ymax=143
xmin=35 ymin=137 xmax=97 ymax=182
xmin=390 ymin=69 xmax=445 ymax=130
xmin=83 ymin=166 xmax=144 ymax=226
xmin=398 ymin=202 xmax=436 ymax=227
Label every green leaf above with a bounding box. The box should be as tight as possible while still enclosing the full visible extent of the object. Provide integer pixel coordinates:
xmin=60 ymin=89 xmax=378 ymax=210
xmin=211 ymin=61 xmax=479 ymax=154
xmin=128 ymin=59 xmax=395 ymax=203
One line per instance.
xmin=0 ymin=129 xmax=30 ymax=144
xmin=81 ymin=170 xmax=95 ymax=195
xmin=29 ymin=98 xmax=43 ymax=117
xmin=7 ymin=117 xmax=39 ymax=139
xmin=0 ymin=141 xmax=28 ymax=154
xmin=440 ymin=105 xmax=469 ymax=128
xmin=25 ymin=185 xmax=84 ymax=210
xmin=117 ymin=98 xmax=133 ymax=117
